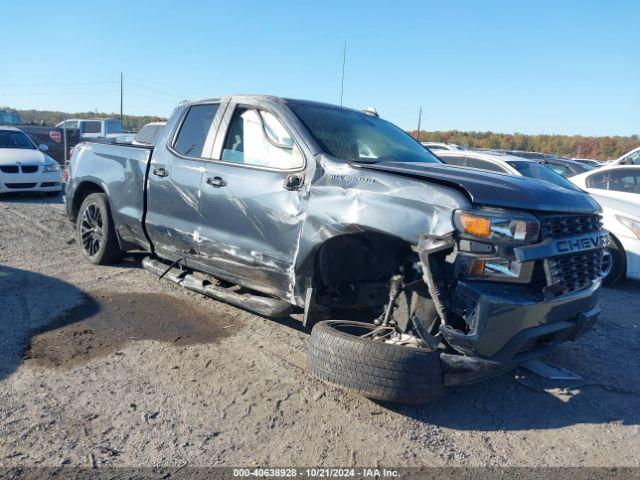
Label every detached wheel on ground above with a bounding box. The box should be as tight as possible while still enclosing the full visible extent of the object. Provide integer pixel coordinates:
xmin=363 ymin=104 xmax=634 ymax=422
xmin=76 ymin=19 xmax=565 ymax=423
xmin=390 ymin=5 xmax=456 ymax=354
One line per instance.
xmin=602 ymin=237 xmax=626 ymax=286
xmin=76 ymin=193 xmax=123 ymax=265
xmin=308 ymin=320 xmax=445 ymax=404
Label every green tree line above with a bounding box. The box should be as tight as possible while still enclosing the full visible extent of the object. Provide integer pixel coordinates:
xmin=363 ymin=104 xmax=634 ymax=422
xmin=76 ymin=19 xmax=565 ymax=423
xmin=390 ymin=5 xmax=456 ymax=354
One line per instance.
xmin=1 ymin=107 xmax=166 ymax=131
xmin=412 ymin=130 xmax=640 ymax=160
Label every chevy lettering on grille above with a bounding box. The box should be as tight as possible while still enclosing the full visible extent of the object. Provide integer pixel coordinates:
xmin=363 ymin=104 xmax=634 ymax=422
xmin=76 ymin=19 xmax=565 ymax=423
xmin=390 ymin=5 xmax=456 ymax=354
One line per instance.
xmin=553 ymin=231 xmax=609 ymax=255
xmin=514 ymin=230 xmax=609 ymax=262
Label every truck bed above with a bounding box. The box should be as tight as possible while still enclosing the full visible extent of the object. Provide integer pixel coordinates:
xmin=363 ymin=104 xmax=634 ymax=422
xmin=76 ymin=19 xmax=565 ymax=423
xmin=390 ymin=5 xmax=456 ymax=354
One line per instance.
xmin=68 ymin=141 xmax=154 ymax=250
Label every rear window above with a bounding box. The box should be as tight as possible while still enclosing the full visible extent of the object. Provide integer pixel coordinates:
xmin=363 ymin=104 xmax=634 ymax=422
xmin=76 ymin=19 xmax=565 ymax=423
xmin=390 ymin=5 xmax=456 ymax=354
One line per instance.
xmin=173 ymin=104 xmax=219 ymax=158
xmin=82 ymin=121 xmax=101 ymax=134
xmin=438 ymin=154 xmax=465 ymax=166
xmin=105 ymin=120 xmax=126 ymax=134
xmin=466 ymin=157 xmax=506 ymax=173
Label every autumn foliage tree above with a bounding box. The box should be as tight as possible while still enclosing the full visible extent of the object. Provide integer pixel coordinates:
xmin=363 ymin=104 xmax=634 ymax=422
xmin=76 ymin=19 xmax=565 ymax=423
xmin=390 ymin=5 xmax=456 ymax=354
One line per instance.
xmin=411 ymin=130 xmax=640 ymax=160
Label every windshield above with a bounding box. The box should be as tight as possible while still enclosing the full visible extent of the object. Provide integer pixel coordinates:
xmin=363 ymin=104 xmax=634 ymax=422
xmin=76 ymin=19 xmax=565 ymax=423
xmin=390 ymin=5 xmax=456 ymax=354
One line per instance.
xmin=0 ymin=112 xmax=22 ymax=125
xmin=0 ymin=130 xmax=36 ymax=149
xmin=288 ymin=102 xmax=441 ymax=164
xmin=508 ymin=161 xmax=580 ymax=190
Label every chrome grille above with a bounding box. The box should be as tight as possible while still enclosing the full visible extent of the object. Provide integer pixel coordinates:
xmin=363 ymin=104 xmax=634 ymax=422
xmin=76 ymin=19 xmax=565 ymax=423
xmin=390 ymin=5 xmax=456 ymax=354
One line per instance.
xmin=0 ymin=166 xmax=19 ymax=173
xmin=21 ymin=165 xmax=38 ymax=173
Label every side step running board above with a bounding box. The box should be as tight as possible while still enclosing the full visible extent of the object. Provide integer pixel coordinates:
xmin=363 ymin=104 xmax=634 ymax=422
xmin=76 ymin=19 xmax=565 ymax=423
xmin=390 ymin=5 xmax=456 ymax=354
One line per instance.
xmin=142 ymin=257 xmax=292 ymax=317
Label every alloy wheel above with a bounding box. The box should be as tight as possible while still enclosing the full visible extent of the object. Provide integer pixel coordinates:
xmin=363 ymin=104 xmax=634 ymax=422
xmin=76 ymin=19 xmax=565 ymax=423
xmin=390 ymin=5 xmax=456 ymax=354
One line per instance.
xmin=80 ymin=203 xmax=103 ymax=257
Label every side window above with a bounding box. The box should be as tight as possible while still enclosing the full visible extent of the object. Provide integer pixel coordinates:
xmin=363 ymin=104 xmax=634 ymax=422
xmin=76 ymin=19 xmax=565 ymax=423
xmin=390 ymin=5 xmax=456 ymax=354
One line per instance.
xmin=466 ymin=157 xmax=505 ymax=173
xmin=586 ymin=172 xmax=608 ymax=190
xmin=173 ymin=104 xmax=219 ymax=158
xmin=608 ymin=169 xmax=640 ymax=194
xmin=63 ymin=121 xmax=79 ymax=130
xmin=221 ymin=108 xmax=304 ymax=170
xmin=82 ymin=121 xmax=101 ymax=133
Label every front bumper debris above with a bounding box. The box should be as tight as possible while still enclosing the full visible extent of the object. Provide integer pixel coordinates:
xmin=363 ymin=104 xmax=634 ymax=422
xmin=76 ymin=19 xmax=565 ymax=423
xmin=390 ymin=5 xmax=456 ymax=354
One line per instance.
xmin=440 ymin=281 xmax=601 ymax=386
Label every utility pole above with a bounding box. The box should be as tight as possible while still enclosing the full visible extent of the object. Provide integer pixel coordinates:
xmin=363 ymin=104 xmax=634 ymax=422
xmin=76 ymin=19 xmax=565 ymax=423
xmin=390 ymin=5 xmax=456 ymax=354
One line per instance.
xmin=416 ymin=106 xmax=422 ymax=141
xmin=120 ymin=73 xmax=123 ymax=123
xmin=340 ymin=41 xmax=347 ymax=107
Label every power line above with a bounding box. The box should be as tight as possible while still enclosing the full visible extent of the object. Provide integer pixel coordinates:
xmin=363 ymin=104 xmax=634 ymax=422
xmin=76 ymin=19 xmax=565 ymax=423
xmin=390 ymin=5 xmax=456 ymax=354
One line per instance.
xmin=0 ymin=80 xmax=118 ymax=88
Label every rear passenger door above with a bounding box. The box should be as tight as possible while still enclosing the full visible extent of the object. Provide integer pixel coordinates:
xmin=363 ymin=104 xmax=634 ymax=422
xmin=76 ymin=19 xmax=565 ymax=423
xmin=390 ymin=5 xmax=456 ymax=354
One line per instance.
xmin=145 ymin=102 xmax=224 ymax=260
xmin=192 ymin=103 xmax=310 ymax=298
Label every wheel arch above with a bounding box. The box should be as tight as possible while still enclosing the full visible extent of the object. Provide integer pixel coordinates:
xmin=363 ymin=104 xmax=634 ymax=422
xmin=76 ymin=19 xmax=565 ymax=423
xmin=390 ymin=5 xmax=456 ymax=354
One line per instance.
xmin=608 ymin=231 xmax=627 ymax=274
xmin=70 ymin=180 xmax=107 ymax=223
xmin=296 ymin=229 xmax=415 ymax=306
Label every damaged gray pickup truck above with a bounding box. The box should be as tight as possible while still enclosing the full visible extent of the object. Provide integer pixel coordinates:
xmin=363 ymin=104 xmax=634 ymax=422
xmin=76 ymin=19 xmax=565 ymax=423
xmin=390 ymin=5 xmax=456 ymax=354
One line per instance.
xmin=65 ymin=95 xmax=607 ymax=403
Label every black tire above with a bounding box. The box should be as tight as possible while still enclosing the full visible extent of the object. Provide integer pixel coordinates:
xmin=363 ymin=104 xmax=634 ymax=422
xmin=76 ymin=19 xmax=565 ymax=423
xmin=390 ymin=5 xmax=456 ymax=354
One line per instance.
xmin=308 ymin=320 xmax=445 ymax=404
xmin=76 ymin=193 xmax=122 ymax=265
xmin=602 ymin=237 xmax=626 ymax=286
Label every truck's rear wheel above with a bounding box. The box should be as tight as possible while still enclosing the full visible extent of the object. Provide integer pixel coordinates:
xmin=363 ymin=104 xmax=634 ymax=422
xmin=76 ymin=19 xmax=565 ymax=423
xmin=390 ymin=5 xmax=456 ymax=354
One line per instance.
xmin=77 ymin=193 xmax=122 ymax=265
xmin=308 ymin=320 xmax=445 ymax=404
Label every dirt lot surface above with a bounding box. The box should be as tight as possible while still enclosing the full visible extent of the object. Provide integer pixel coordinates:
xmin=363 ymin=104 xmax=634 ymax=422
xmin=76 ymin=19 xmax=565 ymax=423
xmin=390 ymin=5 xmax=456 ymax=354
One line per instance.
xmin=1 ymin=194 xmax=639 ymax=468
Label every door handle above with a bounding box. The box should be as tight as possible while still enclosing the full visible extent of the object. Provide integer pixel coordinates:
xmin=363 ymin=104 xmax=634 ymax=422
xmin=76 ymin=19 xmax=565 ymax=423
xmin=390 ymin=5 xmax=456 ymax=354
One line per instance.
xmin=206 ymin=176 xmax=227 ymax=188
xmin=152 ymin=167 xmax=169 ymax=178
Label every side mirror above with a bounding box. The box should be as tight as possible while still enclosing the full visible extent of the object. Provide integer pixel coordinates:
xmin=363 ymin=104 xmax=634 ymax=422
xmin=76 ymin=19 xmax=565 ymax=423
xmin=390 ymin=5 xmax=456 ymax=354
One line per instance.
xmin=38 ymin=144 xmax=49 ymax=152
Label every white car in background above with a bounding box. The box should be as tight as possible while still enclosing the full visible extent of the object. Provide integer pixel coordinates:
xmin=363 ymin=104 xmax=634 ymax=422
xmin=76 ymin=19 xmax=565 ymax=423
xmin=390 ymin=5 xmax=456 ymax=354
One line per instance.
xmin=0 ymin=126 xmax=63 ymax=196
xmin=434 ymin=149 xmax=580 ymax=190
xmin=132 ymin=122 xmax=166 ymax=146
xmin=421 ymin=142 xmax=465 ymax=152
xmin=571 ymin=165 xmax=640 ymax=284
xmin=608 ymin=146 xmax=640 ymax=166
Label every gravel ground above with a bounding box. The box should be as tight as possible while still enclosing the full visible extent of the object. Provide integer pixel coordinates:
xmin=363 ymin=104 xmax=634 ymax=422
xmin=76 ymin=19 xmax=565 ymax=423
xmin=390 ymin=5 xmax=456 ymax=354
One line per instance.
xmin=0 ymin=193 xmax=639 ymax=468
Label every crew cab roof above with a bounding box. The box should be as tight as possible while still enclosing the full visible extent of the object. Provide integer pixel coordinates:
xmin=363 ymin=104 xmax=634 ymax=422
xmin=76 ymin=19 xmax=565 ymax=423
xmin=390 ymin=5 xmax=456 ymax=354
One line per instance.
xmin=185 ymin=95 xmax=367 ymax=116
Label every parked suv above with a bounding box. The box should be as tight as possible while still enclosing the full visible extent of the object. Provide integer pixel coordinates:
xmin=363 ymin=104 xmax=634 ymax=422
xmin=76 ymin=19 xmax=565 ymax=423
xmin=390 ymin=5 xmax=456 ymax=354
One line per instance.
xmin=66 ymin=95 xmax=606 ymax=403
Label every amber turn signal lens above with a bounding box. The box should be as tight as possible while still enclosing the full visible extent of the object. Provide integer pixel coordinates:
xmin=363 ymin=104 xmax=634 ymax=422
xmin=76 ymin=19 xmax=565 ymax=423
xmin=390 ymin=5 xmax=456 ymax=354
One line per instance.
xmin=459 ymin=214 xmax=491 ymax=238
xmin=466 ymin=259 xmax=486 ymax=276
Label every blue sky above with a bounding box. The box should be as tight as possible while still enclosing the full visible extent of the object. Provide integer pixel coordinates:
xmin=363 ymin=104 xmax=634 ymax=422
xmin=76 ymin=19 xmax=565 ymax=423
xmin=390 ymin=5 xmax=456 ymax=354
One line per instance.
xmin=2 ymin=0 xmax=638 ymax=136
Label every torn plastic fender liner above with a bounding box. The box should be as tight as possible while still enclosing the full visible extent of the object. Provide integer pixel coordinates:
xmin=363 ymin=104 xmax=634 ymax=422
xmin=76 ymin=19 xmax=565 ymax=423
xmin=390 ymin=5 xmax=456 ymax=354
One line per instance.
xmin=412 ymin=233 xmax=455 ymax=327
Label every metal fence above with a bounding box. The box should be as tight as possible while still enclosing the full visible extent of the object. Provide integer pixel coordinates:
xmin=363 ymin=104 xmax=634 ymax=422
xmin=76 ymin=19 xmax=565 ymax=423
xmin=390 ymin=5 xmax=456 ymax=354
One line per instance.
xmin=12 ymin=123 xmax=80 ymax=167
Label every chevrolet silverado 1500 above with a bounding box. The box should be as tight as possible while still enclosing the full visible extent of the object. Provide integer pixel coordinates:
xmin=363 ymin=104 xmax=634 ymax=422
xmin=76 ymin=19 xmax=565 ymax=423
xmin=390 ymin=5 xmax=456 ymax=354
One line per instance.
xmin=65 ymin=95 xmax=606 ymax=403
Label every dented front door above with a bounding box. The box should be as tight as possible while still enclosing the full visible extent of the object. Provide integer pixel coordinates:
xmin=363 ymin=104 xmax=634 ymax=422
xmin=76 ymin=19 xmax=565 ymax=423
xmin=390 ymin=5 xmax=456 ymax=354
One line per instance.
xmin=187 ymin=104 xmax=310 ymax=299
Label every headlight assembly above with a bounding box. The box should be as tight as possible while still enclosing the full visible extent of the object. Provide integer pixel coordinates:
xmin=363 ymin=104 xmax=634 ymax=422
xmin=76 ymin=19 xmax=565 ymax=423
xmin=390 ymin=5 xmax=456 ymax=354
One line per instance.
xmin=43 ymin=162 xmax=61 ymax=173
xmin=453 ymin=209 xmax=539 ymax=283
xmin=454 ymin=209 xmax=540 ymax=243
xmin=616 ymin=215 xmax=640 ymax=239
